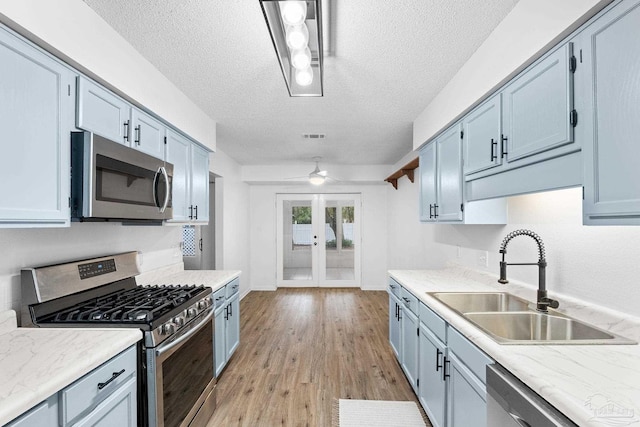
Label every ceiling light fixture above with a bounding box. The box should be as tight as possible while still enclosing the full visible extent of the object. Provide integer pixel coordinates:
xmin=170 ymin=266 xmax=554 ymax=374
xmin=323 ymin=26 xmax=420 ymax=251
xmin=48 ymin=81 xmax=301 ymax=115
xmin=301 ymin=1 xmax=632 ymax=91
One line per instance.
xmin=259 ymin=0 xmax=324 ymax=97
xmin=308 ymin=157 xmax=327 ymax=185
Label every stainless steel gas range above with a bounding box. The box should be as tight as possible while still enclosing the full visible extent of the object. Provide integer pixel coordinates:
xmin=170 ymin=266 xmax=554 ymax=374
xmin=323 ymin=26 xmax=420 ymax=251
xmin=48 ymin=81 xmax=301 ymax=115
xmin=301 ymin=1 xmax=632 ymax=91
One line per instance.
xmin=20 ymin=252 xmax=216 ymax=427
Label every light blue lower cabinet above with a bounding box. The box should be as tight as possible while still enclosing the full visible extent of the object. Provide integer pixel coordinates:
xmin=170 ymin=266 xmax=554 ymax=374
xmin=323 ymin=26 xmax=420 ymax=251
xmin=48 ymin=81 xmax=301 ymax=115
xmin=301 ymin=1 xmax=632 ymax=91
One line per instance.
xmin=5 ymin=345 xmax=137 ymax=427
xmin=418 ymin=323 xmax=446 ymax=427
xmin=388 ymin=291 xmax=401 ymax=359
xmin=5 ymin=396 xmax=58 ymax=427
xmin=214 ymin=278 xmax=241 ymax=377
xmin=72 ymin=377 xmax=137 ymax=427
xmin=401 ymin=306 xmax=419 ymax=393
xmin=390 ymin=288 xmax=494 ymax=427
xmin=446 ymin=352 xmax=488 ymax=427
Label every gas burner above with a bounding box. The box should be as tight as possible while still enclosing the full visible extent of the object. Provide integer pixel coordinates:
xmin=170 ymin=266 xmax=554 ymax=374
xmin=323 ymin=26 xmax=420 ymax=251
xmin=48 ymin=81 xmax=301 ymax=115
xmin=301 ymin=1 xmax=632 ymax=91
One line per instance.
xmin=38 ymin=284 xmax=209 ymax=325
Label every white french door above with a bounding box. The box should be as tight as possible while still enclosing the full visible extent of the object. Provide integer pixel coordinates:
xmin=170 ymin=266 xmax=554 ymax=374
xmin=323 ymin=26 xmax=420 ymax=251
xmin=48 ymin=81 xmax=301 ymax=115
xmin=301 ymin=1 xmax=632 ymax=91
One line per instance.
xmin=276 ymin=193 xmax=361 ymax=287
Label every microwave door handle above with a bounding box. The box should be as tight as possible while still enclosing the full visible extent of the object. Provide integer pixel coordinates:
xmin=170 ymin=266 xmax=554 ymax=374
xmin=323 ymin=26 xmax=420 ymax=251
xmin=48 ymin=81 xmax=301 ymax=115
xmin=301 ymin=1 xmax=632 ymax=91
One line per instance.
xmin=152 ymin=167 xmax=161 ymax=209
xmin=159 ymin=166 xmax=170 ymax=213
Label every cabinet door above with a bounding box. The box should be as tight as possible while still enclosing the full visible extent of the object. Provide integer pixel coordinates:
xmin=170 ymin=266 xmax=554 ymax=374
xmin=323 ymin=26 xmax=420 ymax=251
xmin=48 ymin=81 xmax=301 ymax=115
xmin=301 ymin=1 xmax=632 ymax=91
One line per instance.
xmin=400 ymin=305 xmax=419 ymax=392
xmin=419 ymin=142 xmax=437 ymax=222
xmin=77 ymin=76 xmax=131 ymax=144
xmin=582 ymin=0 xmax=640 ymax=224
xmin=0 ymin=27 xmax=74 ymax=227
xmin=214 ymin=305 xmax=227 ymax=377
xmin=131 ymin=109 xmax=165 ymax=160
xmin=502 ymin=43 xmax=574 ymax=163
xmin=73 ymin=377 xmax=137 ymax=427
xmin=166 ymin=130 xmax=191 ymax=221
xmin=446 ymin=352 xmax=487 ymax=427
xmin=388 ymin=293 xmax=401 ymax=359
xmin=436 ymin=124 xmax=463 ymax=222
xmin=463 ymin=95 xmax=502 ymax=175
xmin=226 ymin=293 xmax=240 ymax=361
xmin=190 ymin=143 xmax=210 ymax=223
xmin=6 ymin=396 xmax=57 ymax=427
xmin=418 ymin=323 xmax=446 ymax=427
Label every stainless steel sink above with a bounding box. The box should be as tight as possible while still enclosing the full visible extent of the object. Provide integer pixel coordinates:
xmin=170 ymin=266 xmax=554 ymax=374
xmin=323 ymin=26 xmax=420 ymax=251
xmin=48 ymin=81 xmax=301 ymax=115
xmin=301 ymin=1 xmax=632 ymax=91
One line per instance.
xmin=428 ymin=291 xmax=636 ymax=345
xmin=428 ymin=292 xmax=532 ymax=314
xmin=465 ymin=311 xmax=636 ymax=345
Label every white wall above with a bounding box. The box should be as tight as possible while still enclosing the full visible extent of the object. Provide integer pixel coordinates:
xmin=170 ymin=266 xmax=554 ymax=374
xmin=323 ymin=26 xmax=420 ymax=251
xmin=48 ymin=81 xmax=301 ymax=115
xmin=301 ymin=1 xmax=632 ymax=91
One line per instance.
xmin=0 ymin=0 xmax=216 ymax=150
xmin=385 ymin=175 xmax=447 ymax=270
xmin=386 ymin=185 xmax=640 ymax=318
xmin=248 ymin=184 xmax=388 ymax=290
xmin=0 ymin=223 xmax=182 ymax=313
xmin=211 ymin=151 xmax=251 ymax=295
xmin=413 ymin=0 xmax=612 ymax=148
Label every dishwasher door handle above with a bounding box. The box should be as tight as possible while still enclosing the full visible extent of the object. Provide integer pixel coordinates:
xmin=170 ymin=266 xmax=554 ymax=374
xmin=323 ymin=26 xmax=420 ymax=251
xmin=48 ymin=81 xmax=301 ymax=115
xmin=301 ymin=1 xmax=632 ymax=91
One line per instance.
xmin=508 ymin=412 xmax=532 ymax=427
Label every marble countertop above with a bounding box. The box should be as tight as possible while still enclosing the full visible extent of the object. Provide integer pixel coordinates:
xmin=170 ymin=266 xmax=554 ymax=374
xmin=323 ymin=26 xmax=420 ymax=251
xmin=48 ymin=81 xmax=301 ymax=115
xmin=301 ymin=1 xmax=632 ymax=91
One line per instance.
xmin=389 ymin=268 xmax=640 ymax=427
xmin=136 ymin=265 xmax=241 ymax=293
xmin=0 ymin=310 xmax=141 ymax=426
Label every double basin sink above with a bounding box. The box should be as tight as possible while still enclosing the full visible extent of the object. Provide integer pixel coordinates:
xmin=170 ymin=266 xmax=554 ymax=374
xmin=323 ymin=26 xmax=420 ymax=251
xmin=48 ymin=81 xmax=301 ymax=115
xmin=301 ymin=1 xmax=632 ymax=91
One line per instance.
xmin=428 ymin=292 xmax=635 ymax=345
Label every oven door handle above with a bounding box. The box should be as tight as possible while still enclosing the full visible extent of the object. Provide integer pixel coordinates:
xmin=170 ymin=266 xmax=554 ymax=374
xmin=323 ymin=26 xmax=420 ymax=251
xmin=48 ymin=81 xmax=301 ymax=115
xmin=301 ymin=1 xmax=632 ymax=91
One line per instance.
xmin=156 ymin=308 xmax=214 ymax=358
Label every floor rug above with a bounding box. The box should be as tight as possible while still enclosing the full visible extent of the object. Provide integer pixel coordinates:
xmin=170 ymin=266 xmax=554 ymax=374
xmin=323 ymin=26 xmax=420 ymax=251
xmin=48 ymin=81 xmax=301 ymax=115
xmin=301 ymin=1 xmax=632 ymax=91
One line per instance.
xmin=333 ymin=399 xmax=427 ymax=427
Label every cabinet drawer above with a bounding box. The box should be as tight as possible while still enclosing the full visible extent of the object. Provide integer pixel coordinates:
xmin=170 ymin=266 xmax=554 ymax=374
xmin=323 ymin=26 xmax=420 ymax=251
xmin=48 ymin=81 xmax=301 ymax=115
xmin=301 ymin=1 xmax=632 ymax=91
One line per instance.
xmin=419 ymin=302 xmax=447 ymax=343
xmin=388 ymin=278 xmax=401 ymax=297
xmin=400 ymin=287 xmax=418 ymax=315
xmin=60 ymin=345 xmax=137 ymax=425
xmin=448 ymin=327 xmax=493 ymax=384
xmin=213 ymin=287 xmax=226 ymax=309
xmin=225 ymin=277 xmax=240 ymax=299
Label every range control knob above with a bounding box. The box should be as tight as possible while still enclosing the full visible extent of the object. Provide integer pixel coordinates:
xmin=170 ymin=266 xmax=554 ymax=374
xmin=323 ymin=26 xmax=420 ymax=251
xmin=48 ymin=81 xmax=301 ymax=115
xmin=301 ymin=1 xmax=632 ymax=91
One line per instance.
xmin=161 ymin=322 xmax=176 ymax=335
xmin=198 ymin=299 xmax=209 ymax=310
xmin=187 ymin=308 xmax=198 ymax=318
xmin=173 ymin=316 xmax=185 ymax=327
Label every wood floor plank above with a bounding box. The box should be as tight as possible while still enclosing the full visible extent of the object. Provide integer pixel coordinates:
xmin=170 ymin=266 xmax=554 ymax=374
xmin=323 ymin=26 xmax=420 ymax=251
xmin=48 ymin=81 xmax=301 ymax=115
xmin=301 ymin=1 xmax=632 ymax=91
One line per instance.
xmin=206 ymin=288 xmax=426 ymax=427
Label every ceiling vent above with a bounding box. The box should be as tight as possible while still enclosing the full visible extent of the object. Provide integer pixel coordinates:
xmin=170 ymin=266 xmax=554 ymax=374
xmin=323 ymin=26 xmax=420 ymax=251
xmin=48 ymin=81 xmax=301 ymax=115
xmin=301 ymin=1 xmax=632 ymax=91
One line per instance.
xmin=303 ymin=133 xmax=326 ymax=139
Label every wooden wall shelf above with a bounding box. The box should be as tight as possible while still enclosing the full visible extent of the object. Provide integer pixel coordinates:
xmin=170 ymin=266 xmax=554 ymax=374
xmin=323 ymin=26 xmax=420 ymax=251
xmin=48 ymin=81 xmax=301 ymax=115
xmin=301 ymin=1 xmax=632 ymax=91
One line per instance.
xmin=385 ymin=157 xmax=419 ymax=189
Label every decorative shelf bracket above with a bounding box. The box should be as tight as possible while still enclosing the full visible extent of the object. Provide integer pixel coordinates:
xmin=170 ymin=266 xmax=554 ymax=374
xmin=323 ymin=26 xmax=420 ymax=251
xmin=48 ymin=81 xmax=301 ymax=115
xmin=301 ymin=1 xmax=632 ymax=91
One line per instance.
xmin=385 ymin=157 xmax=419 ymax=190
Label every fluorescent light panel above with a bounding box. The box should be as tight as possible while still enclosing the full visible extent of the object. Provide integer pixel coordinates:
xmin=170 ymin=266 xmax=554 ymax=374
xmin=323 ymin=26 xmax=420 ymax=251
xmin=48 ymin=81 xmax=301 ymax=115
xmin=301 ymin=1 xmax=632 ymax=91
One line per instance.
xmin=260 ymin=0 xmax=324 ymax=97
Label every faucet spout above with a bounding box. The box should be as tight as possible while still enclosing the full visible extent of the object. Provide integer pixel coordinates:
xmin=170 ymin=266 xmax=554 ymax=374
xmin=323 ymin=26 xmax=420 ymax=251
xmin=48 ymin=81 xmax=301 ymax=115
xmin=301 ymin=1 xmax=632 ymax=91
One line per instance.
xmin=497 ymin=229 xmax=559 ymax=312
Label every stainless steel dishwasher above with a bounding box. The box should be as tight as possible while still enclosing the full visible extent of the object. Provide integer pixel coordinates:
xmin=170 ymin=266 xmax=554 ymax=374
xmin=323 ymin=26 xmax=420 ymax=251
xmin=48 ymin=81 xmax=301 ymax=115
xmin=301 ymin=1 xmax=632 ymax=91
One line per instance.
xmin=486 ymin=364 xmax=578 ymax=427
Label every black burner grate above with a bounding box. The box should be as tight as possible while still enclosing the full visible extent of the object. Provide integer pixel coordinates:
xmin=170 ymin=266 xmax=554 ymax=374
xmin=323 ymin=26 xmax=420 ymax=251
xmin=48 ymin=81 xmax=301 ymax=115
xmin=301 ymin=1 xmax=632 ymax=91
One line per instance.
xmin=40 ymin=285 xmax=207 ymax=324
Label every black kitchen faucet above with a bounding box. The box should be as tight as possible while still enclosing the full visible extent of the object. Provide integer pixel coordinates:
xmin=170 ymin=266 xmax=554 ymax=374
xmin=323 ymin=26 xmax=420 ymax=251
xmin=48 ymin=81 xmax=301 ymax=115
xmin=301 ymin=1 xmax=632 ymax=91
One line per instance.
xmin=498 ymin=229 xmax=559 ymax=312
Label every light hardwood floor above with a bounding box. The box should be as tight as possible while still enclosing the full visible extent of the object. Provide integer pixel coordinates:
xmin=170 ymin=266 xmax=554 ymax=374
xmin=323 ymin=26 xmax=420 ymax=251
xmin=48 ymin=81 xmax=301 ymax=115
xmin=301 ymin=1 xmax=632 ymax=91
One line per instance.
xmin=206 ymin=288 xmax=428 ymax=427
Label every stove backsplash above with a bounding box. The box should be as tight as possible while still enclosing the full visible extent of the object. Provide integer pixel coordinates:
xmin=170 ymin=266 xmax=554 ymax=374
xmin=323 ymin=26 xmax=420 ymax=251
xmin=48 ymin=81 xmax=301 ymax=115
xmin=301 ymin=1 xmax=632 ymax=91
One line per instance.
xmin=0 ymin=223 xmax=183 ymax=318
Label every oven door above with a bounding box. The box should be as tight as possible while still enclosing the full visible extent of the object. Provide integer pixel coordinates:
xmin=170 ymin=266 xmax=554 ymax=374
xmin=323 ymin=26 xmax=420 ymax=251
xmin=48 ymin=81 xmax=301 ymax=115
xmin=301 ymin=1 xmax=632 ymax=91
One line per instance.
xmin=147 ymin=308 xmax=216 ymax=427
xmin=71 ymin=131 xmax=173 ymax=221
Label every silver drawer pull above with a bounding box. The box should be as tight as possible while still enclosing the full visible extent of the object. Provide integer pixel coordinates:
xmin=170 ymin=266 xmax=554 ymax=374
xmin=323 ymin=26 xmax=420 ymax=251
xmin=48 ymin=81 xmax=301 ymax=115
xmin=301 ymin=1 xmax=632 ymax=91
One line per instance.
xmin=97 ymin=369 xmax=125 ymax=390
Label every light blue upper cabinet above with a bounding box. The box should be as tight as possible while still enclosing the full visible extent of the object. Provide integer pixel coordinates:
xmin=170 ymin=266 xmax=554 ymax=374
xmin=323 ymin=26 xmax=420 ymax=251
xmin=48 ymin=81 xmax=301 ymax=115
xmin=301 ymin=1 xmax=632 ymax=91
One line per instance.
xmin=131 ymin=109 xmax=166 ymax=160
xmin=420 ymin=122 xmax=506 ymax=224
xmin=502 ymin=43 xmax=575 ymax=163
xmin=581 ymin=0 xmax=640 ymax=225
xmin=77 ymin=76 xmax=131 ymax=144
xmin=418 ymin=125 xmax=462 ymax=223
xmin=166 ymin=129 xmax=191 ymax=222
xmin=419 ymin=140 xmax=438 ymax=222
xmin=0 ymin=26 xmax=75 ymax=227
xmin=190 ymin=143 xmax=210 ymax=223
xmin=463 ymin=94 xmax=502 ymax=175
xmin=436 ymin=125 xmax=464 ymax=222
xmin=166 ymin=129 xmax=210 ymax=223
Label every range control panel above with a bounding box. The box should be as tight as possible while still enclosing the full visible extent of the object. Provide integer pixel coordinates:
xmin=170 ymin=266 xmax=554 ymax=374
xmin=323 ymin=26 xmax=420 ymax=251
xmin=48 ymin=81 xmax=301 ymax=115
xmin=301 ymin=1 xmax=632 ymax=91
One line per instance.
xmin=78 ymin=259 xmax=117 ymax=279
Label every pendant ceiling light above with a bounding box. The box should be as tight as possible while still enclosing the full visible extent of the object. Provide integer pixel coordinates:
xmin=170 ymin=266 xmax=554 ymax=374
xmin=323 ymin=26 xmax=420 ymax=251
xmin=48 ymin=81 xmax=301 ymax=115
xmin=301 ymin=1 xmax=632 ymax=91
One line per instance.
xmin=259 ymin=0 xmax=324 ymax=97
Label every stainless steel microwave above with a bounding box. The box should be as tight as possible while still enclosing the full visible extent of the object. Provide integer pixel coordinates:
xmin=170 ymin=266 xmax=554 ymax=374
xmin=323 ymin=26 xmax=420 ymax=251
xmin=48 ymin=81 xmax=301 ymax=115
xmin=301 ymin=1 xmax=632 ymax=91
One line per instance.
xmin=71 ymin=131 xmax=173 ymax=222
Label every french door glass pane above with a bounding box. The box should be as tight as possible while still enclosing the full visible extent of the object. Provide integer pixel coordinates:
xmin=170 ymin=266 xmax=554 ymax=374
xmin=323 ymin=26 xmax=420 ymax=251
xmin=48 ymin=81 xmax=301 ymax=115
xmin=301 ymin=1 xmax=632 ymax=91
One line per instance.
xmin=324 ymin=200 xmax=355 ymax=281
xmin=283 ymin=200 xmax=313 ymax=281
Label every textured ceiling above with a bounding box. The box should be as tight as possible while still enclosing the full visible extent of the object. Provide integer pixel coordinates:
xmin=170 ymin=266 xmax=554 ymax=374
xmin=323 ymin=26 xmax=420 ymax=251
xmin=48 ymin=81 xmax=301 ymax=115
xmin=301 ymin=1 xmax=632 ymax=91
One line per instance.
xmin=83 ymin=0 xmax=519 ymax=166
